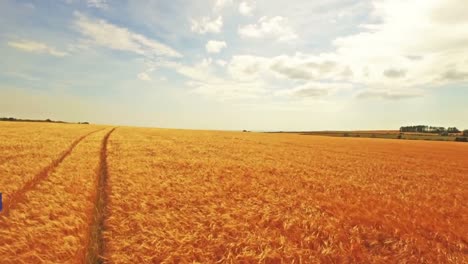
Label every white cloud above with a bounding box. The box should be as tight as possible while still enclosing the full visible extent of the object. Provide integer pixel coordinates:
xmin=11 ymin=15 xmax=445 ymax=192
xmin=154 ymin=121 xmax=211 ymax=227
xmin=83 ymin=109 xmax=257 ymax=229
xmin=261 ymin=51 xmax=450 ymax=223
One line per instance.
xmin=214 ymin=0 xmax=232 ymax=12
xmin=228 ymin=55 xmax=271 ymax=81
xmin=226 ymin=53 xmax=351 ymax=83
xmin=269 ymin=53 xmax=352 ymax=81
xmin=440 ymin=69 xmax=468 ymax=81
xmin=137 ymin=72 xmax=151 ymax=81
xmin=238 ymin=16 xmax=297 ymax=41
xmin=175 ymin=58 xmax=221 ymax=83
xmin=137 ymin=0 xmax=468 ymax=102
xmin=205 ymin=40 xmax=227 ymax=53
xmin=230 ymin=0 xmax=468 ymax=100
xmin=166 ymin=58 xmax=267 ymax=100
xmin=190 ymin=80 xmax=268 ymax=100
xmin=8 ymin=40 xmax=68 ymax=57
xmin=87 ymin=0 xmax=107 ymax=9
xmin=276 ymin=82 xmax=352 ymax=98
xmin=239 ymin=1 xmax=255 ymax=16
xmin=356 ymin=89 xmax=423 ymax=100
xmin=216 ymin=59 xmax=227 ymax=67
xmin=383 ymin=68 xmax=407 ymax=79
xmin=191 ymin=16 xmax=223 ymax=34
xmin=328 ymin=0 xmax=468 ymax=89
xmin=74 ymin=12 xmax=182 ymax=58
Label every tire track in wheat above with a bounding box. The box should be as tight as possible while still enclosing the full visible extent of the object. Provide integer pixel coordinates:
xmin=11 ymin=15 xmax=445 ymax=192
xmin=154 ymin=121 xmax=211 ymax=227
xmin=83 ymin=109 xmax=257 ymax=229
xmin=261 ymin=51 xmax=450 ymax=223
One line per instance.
xmin=85 ymin=127 xmax=116 ymax=263
xmin=0 ymin=128 xmax=106 ymax=216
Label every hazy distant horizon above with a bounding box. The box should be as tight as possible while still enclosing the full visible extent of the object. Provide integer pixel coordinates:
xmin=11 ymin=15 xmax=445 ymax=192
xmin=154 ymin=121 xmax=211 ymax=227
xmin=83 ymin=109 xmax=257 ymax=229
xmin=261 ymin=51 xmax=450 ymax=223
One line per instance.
xmin=2 ymin=116 xmax=467 ymax=134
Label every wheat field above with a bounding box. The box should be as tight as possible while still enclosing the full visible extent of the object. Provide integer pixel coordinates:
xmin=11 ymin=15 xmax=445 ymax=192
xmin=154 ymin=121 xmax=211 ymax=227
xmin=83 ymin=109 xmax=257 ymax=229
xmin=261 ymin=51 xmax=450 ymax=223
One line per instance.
xmin=0 ymin=122 xmax=467 ymax=263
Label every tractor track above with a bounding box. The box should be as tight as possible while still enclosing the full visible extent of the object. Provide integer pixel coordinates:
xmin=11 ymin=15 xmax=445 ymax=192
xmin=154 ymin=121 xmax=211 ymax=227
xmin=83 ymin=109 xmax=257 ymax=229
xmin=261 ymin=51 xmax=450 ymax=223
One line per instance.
xmin=85 ymin=127 xmax=116 ymax=263
xmin=0 ymin=128 xmax=106 ymax=217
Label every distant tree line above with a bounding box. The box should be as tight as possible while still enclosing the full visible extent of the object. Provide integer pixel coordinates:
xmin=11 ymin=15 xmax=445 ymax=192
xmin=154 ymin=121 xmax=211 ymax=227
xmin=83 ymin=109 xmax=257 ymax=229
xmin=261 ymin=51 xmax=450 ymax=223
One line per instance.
xmin=0 ymin=117 xmax=65 ymax=123
xmin=0 ymin=117 xmax=89 ymax=124
xmin=400 ymin=125 xmax=461 ymax=134
xmin=456 ymin=130 xmax=468 ymax=142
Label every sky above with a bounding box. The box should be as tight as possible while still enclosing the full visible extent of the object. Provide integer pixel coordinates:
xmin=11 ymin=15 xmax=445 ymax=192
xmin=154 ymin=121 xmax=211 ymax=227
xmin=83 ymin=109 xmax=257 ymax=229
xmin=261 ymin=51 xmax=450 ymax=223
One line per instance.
xmin=0 ymin=0 xmax=467 ymax=131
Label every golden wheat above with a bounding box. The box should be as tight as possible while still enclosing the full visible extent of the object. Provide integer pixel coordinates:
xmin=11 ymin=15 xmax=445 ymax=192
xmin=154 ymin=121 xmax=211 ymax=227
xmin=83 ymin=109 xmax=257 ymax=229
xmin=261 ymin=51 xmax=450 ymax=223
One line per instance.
xmin=0 ymin=122 xmax=99 ymax=201
xmin=0 ymin=123 xmax=467 ymax=263
xmin=103 ymin=127 xmax=468 ymax=263
xmin=0 ymin=124 xmax=110 ymax=263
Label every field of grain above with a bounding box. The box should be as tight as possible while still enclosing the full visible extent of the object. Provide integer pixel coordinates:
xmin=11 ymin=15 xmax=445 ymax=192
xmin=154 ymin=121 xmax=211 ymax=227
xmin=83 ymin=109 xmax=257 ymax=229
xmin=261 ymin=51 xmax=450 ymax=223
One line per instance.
xmin=0 ymin=122 xmax=467 ymax=263
xmin=289 ymin=131 xmax=464 ymax=142
xmin=0 ymin=122 xmax=103 ymax=214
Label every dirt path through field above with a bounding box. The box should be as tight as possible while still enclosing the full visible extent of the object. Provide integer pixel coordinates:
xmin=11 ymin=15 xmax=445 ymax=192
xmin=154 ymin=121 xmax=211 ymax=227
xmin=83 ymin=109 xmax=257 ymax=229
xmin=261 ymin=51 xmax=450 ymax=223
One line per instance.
xmin=0 ymin=128 xmax=116 ymax=263
xmin=85 ymin=127 xmax=116 ymax=263
xmin=0 ymin=128 xmax=105 ymax=216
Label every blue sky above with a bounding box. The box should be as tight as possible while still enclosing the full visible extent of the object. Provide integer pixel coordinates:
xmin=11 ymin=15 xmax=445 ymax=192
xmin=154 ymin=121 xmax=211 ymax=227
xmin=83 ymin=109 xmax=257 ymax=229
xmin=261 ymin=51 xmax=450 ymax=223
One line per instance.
xmin=1 ymin=0 xmax=467 ymax=130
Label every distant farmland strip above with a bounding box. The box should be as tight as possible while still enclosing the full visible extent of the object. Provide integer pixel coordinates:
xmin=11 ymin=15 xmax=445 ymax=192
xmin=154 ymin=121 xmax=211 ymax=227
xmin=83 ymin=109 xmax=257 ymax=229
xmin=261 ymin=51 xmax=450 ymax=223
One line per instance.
xmin=276 ymin=130 xmax=468 ymax=142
